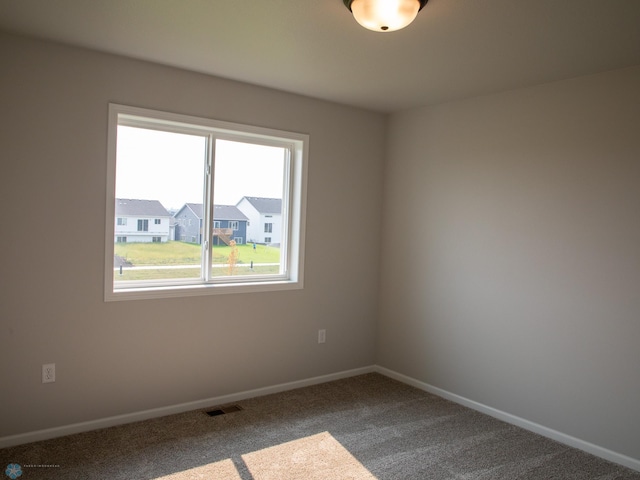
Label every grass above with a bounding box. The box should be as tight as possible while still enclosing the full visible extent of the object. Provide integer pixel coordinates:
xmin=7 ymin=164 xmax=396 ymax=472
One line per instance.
xmin=115 ymin=241 xmax=280 ymax=265
xmin=114 ymin=241 xmax=281 ymax=281
xmin=114 ymin=265 xmax=280 ymax=281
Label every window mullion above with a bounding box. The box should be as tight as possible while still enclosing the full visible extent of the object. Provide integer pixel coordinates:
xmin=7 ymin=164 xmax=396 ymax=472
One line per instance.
xmin=203 ymin=134 xmax=215 ymax=282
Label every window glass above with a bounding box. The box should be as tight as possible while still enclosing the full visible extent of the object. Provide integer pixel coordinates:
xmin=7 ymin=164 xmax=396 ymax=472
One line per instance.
xmin=106 ymin=104 xmax=307 ymax=300
xmin=114 ymin=126 xmax=206 ymax=284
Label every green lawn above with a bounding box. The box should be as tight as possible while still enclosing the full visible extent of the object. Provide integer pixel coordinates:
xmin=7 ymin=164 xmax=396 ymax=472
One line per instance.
xmin=114 ymin=264 xmax=280 ymax=281
xmin=114 ymin=241 xmax=281 ymax=281
xmin=115 ymin=241 xmax=279 ymax=265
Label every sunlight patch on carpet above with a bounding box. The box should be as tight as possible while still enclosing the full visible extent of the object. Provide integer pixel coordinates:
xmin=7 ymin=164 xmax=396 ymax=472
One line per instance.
xmin=153 ymin=432 xmax=376 ymax=479
xmin=242 ymin=431 xmax=377 ymax=480
xmin=154 ymin=458 xmax=242 ymax=479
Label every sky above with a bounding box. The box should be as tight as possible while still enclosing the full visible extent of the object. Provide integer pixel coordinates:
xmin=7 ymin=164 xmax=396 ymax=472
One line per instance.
xmin=115 ymin=126 xmax=285 ymax=211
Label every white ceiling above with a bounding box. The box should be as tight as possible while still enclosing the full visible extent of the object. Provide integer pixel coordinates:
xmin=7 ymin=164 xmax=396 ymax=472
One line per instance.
xmin=1 ymin=0 xmax=639 ymax=112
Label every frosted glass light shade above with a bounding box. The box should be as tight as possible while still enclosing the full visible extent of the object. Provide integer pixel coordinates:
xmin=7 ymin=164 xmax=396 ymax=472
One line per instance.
xmin=349 ymin=0 xmax=421 ymax=32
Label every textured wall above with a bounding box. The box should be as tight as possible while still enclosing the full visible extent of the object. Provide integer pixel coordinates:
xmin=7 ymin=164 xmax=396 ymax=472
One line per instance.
xmin=379 ymin=66 xmax=640 ymax=461
xmin=0 ymin=32 xmax=385 ymax=437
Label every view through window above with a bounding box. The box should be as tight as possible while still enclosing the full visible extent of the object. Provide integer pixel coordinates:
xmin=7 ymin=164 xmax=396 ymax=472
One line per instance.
xmin=106 ymin=105 xmax=307 ymax=300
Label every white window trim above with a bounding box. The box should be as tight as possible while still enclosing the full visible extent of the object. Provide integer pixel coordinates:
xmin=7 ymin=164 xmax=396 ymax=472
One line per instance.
xmin=104 ymin=104 xmax=308 ymax=301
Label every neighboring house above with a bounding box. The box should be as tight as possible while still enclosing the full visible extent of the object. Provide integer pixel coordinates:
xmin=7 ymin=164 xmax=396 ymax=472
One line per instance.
xmin=173 ymin=203 xmax=203 ymax=244
xmin=236 ymin=197 xmax=282 ymax=245
xmin=115 ymin=198 xmax=171 ymax=243
xmin=173 ymin=203 xmax=248 ymax=245
xmin=212 ymin=205 xmax=249 ymax=246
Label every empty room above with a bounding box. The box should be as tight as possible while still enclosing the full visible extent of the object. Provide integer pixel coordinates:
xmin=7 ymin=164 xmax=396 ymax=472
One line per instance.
xmin=1 ymin=1 xmax=639 ymax=478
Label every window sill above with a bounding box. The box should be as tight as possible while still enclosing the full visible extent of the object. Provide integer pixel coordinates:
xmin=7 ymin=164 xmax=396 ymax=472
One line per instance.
xmin=105 ymin=279 xmax=303 ymax=302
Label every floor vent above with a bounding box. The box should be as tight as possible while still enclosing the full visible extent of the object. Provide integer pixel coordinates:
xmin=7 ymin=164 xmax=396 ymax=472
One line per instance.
xmin=205 ymin=405 xmax=243 ymax=417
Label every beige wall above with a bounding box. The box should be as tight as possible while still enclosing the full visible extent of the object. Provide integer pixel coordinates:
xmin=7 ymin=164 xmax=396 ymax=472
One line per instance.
xmin=379 ymin=66 xmax=640 ymax=460
xmin=0 ymin=32 xmax=385 ymax=437
xmin=2 ymin=28 xmax=639 ymax=466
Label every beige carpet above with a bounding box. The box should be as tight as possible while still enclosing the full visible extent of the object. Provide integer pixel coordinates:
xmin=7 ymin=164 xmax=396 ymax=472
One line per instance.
xmin=2 ymin=373 xmax=639 ymax=479
xmin=242 ymin=432 xmax=376 ymax=480
xmin=155 ymin=432 xmax=375 ymax=480
xmin=156 ymin=458 xmax=242 ymax=480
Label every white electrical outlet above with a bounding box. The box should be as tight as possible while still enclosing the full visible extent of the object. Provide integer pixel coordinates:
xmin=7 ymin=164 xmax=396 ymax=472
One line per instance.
xmin=42 ymin=363 xmax=56 ymax=383
xmin=318 ymin=329 xmax=326 ymax=344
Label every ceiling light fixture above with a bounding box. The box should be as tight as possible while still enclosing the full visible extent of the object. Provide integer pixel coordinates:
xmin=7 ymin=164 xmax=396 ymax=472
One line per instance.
xmin=343 ymin=0 xmax=428 ymax=32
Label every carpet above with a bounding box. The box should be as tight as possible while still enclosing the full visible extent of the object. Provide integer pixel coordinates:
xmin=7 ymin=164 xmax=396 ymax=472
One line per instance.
xmin=2 ymin=373 xmax=639 ymax=479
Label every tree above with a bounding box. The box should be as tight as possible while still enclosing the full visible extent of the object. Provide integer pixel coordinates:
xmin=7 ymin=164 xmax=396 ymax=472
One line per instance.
xmin=227 ymin=240 xmax=239 ymax=275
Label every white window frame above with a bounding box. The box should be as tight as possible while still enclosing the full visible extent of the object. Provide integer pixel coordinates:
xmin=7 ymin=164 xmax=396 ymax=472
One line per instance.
xmin=229 ymin=221 xmax=239 ymax=231
xmin=104 ymin=104 xmax=308 ymax=301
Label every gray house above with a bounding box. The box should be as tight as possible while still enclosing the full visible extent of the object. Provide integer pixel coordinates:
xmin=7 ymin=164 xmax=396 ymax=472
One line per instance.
xmin=173 ymin=203 xmax=203 ymax=244
xmin=174 ymin=203 xmax=249 ymax=245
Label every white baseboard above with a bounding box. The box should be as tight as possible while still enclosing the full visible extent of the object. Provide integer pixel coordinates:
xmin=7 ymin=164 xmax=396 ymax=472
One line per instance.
xmin=4 ymin=364 xmax=638 ymax=473
xmin=374 ymin=365 xmax=640 ymax=473
xmin=0 ymin=366 xmax=375 ymax=449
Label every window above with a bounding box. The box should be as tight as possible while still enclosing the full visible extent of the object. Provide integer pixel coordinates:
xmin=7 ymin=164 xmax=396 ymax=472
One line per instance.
xmin=137 ymin=219 xmax=149 ymax=231
xmin=117 ymin=236 xmax=127 ymax=243
xmin=105 ymin=104 xmax=308 ymax=301
xmin=265 ymin=237 xmax=272 ymax=244
xmin=264 ymin=223 xmax=273 ymax=233
xmin=117 ymin=217 xmax=127 ymax=226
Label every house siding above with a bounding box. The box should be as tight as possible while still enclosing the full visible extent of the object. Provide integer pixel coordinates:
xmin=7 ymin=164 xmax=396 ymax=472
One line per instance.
xmin=174 ymin=204 xmax=248 ymax=245
xmin=114 ymin=215 xmax=170 ymax=243
xmin=237 ymin=198 xmax=282 ymax=245
xmin=212 ymin=219 xmax=247 ymax=246
xmin=174 ymin=208 xmax=202 ymax=244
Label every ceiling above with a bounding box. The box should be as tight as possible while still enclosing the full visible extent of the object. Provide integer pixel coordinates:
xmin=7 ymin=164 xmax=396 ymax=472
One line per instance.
xmin=1 ymin=0 xmax=639 ymax=112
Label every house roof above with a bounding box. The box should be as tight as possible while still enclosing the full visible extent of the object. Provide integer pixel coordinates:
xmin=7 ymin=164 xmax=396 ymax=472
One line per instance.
xmin=174 ymin=203 xmax=248 ymax=221
xmin=115 ymin=198 xmax=170 ymax=217
xmin=183 ymin=203 xmax=203 ymax=219
xmin=240 ymin=197 xmax=282 ymax=215
xmin=214 ymin=205 xmax=248 ymax=221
